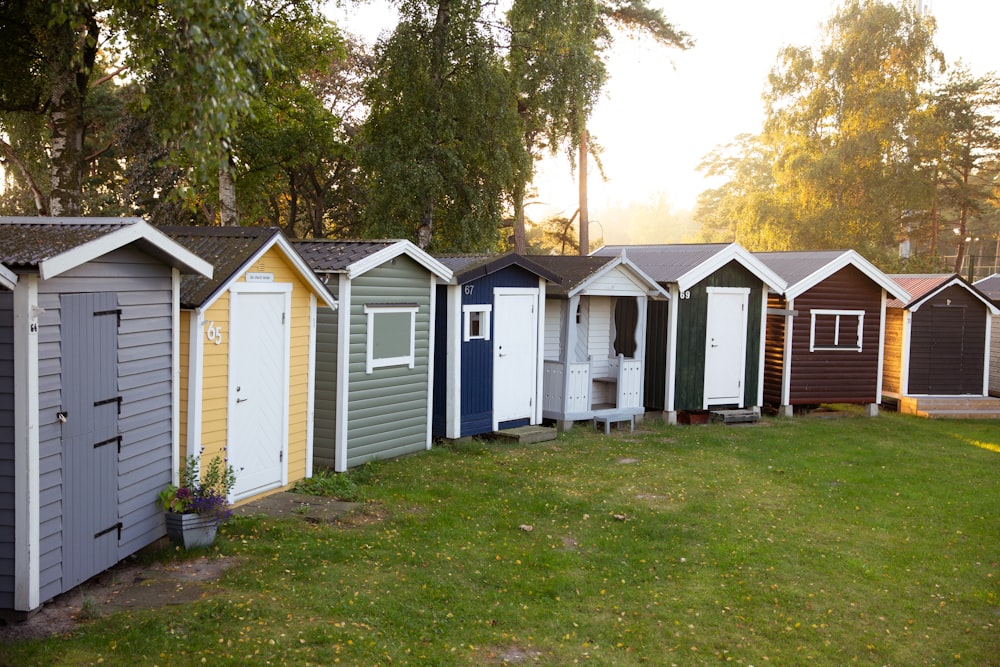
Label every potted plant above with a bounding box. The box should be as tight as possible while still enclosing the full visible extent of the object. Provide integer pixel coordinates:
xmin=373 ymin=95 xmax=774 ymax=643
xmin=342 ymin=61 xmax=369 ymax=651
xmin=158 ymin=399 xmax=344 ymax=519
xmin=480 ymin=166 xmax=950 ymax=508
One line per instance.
xmin=158 ymin=452 xmax=236 ymax=548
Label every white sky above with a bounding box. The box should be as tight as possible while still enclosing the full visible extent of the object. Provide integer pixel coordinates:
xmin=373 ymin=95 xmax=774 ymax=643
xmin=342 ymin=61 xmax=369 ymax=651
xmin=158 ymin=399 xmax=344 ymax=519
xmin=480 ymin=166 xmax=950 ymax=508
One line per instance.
xmin=330 ymin=1 xmax=1000 ymax=220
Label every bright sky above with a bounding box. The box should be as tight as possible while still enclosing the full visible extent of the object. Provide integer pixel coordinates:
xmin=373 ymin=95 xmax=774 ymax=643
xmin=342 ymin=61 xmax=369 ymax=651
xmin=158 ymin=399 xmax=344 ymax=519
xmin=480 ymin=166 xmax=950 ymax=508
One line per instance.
xmin=330 ymin=1 xmax=1000 ymax=223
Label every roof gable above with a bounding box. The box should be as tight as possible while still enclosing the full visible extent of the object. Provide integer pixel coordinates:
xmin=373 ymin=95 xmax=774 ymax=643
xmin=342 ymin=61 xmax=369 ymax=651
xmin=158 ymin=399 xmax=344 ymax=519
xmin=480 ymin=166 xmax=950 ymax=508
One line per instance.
xmin=755 ymin=249 xmax=909 ymax=301
xmin=163 ymin=226 xmax=335 ymax=310
xmin=434 ymin=252 xmax=561 ymax=284
xmin=528 ymin=253 xmax=669 ymax=299
xmin=293 ymin=239 xmax=452 ymax=282
xmin=594 ymin=243 xmax=786 ymax=293
xmin=888 ymin=273 xmax=999 ymax=314
xmin=0 ymin=217 xmax=213 ymax=279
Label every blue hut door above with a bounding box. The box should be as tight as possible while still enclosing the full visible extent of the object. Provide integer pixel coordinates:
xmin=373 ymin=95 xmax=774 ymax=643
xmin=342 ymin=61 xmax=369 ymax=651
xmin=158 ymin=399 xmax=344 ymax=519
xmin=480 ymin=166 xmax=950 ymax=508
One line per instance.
xmin=493 ymin=290 xmax=538 ymax=428
xmin=228 ymin=286 xmax=290 ymax=501
xmin=703 ymin=287 xmax=749 ymax=408
xmin=61 ymin=292 xmax=121 ymax=589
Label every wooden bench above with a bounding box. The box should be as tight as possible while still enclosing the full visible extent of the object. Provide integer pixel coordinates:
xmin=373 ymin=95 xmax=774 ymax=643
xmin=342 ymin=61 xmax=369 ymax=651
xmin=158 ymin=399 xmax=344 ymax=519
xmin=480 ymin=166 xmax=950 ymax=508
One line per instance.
xmin=593 ymin=411 xmax=635 ymax=434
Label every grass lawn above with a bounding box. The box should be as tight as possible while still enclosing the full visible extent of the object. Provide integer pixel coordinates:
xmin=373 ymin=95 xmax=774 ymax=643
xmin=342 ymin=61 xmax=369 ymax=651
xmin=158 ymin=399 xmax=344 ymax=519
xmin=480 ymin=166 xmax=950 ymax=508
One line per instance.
xmin=3 ymin=410 xmax=998 ymax=666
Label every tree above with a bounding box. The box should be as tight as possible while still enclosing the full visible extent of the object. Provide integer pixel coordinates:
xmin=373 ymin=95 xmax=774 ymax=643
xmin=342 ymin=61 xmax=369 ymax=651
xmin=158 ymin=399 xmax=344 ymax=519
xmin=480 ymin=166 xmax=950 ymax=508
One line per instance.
xmin=507 ymin=0 xmax=691 ymax=253
xmin=359 ymin=0 xmax=527 ymax=252
xmin=922 ymin=67 xmax=1000 ymax=273
xmin=0 ymin=0 xmax=272 ymax=216
xmin=700 ymin=1 xmax=943 ymax=257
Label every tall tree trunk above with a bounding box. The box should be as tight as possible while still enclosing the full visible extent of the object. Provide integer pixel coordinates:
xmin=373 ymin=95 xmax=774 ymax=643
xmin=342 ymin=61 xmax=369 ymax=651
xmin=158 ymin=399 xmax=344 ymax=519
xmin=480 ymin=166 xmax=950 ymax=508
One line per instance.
xmin=218 ymin=152 xmax=239 ymax=226
xmin=578 ymin=129 xmax=589 ymax=256
xmin=47 ymin=10 xmax=98 ymax=216
xmin=512 ymin=179 xmax=528 ymax=253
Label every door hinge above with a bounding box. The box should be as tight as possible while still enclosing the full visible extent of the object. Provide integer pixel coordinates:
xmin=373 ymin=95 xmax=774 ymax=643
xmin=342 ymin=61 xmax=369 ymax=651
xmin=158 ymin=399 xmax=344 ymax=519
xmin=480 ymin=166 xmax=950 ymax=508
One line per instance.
xmin=95 ymin=308 xmax=122 ymax=328
xmin=282 ymin=312 xmax=286 ymax=325
xmin=279 ymin=450 xmax=284 ymax=462
xmin=94 ymin=434 xmax=123 ymax=453
xmin=94 ymin=522 xmax=123 ymax=541
xmin=94 ymin=395 xmax=123 ymax=415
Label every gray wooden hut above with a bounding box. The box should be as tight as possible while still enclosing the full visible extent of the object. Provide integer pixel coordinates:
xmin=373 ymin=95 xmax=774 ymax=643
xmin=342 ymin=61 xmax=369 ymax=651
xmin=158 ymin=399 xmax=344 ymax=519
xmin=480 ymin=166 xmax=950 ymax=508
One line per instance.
xmin=293 ymin=240 xmax=452 ymax=471
xmin=973 ymin=273 xmax=1000 ymax=397
xmin=528 ymin=253 xmax=669 ymax=431
xmin=0 ymin=217 xmax=212 ymax=616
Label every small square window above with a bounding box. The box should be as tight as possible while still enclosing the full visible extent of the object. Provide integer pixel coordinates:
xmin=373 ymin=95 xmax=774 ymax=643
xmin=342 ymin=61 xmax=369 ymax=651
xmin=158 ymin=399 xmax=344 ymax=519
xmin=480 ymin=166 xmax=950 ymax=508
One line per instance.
xmin=463 ymin=304 xmax=492 ymax=342
xmin=365 ymin=304 xmax=419 ymax=373
xmin=810 ymin=309 xmax=864 ymax=352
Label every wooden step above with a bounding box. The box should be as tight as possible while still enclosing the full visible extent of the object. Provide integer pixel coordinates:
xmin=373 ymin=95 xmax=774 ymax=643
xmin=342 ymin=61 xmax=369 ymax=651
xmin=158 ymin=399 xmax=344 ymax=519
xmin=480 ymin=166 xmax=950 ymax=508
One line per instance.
xmin=710 ymin=409 xmax=760 ymax=424
xmin=493 ymin=425 xmax=558 ymax=444
xmin=901 ymin=396 xmax=1000 ymax=419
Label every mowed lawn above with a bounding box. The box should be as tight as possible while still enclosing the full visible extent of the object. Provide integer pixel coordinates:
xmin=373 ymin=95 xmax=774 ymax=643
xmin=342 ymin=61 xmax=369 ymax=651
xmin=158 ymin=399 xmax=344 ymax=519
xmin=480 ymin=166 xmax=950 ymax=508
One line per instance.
xmin=3 ymin=410 xmax=999 ymax=666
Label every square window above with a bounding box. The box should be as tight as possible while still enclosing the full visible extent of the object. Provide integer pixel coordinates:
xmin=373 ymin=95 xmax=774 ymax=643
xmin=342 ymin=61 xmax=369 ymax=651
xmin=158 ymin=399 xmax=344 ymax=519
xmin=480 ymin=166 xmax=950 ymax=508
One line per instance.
xmin=810 ymin=309 xmax=864 ymax=352
xmin=365 ymin=304 xmax=419 ymax=373
xmin=463 ymin=304 xmax=492 ymax=342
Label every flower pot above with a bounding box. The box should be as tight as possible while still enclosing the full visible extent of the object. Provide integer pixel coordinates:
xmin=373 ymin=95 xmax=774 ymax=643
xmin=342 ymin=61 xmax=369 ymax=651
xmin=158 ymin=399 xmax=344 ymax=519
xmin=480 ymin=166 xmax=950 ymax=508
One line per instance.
xmin=165 ymin=511 xmax=219 ymax=549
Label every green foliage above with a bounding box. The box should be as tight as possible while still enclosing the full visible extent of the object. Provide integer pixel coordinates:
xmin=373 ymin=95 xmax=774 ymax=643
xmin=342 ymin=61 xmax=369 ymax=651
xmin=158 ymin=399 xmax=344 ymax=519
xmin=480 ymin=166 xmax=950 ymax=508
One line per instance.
xmin=360 ymin=0 xmax=527 ymax=252
xmin=157 ymin=453 xmax=236 ymax=524
xmin=292 ymin=465 xmax=376 ymax=502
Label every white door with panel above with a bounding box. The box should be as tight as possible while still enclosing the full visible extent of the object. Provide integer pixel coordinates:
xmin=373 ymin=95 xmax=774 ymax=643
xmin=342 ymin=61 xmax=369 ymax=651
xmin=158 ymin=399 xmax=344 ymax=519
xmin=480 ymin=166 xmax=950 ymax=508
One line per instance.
xmin=703 ymin=287 xmax=749 ymax=407
xmin=228 ymin=285 xmax=291 ymax=500
xmin=493 ymin=289 xmax=539 ymax=427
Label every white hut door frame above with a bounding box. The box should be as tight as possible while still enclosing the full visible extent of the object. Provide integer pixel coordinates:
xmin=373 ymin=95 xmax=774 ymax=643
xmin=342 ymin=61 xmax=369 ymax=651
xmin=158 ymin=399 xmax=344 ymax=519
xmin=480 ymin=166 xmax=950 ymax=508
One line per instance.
xmin=703 ymin=287 xmax=749 ymax=408
xmin=228 ymin=284 xmax=291 ymax=501
xmin=493 ymin=289 xmax=539 ymax=428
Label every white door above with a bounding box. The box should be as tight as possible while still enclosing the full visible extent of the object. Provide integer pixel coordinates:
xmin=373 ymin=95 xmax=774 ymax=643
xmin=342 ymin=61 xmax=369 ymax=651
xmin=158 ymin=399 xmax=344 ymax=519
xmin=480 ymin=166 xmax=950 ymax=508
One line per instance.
xmin=229 ymin=286 xmax=290 ymax=500
xmin=703 ymin=288 xmax=749 ymax=407
xmin=493 ymin=290 xmax=538 ymax=427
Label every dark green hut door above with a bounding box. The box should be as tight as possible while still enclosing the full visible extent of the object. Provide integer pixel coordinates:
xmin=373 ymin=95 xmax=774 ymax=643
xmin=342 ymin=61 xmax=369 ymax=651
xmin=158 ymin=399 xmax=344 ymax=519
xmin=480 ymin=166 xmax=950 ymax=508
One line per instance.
xmin=61 ymin=293 xmax=121 ymax=590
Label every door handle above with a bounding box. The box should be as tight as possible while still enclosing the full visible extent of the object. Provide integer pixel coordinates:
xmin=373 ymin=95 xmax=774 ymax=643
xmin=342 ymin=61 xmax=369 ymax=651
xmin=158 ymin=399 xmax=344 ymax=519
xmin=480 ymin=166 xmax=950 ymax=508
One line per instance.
xmin=236 ymin=397 xmax=248 ymax=404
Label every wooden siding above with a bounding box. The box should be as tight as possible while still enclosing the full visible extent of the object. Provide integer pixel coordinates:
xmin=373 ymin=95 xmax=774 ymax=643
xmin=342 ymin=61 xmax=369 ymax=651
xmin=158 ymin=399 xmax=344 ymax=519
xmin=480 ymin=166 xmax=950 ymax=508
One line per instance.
xmin=313 ymin=296 xmax=339 ymax=469
xmin=776 ymin=265 xmax=883 ymax=405
xmin=643 ymin=300 xmax=670 ymax=411
xmin=190 ymin=245 xmax=316 ymax=493
xmin=991 ymin=315 xmax=1000 ymax=397
xmin=907 ymin=285 xmax=987 ymax=395
xmin=345 ymin=255 xmax=432 ymax=468
xmin=882 ymin=308 xmax=905 ymax=397
xmin=544 ymin=303 xmax=562 ymax=361
xmin=673 ymin=261 xmax=764 ymax=411
xmin=763 ymin=293 xmax=787 ymax=406
xmin=33 ymin=246 xmax=175 ymax=604
xmin=0 ymin=291 xmax=13 ymax=609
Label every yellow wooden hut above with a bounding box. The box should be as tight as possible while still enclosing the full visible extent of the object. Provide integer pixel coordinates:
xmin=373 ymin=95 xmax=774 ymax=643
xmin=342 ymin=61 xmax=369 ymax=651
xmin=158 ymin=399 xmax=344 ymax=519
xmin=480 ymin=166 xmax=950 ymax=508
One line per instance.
xmin=165 ymin=227 xmax=336 ymax=503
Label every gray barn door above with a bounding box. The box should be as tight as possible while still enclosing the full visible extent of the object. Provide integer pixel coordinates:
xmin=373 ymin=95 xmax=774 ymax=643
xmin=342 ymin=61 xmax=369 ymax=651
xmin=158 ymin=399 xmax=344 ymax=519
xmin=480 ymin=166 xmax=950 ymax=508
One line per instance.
xmin=61 ymin=293 xmax=120 ymax=590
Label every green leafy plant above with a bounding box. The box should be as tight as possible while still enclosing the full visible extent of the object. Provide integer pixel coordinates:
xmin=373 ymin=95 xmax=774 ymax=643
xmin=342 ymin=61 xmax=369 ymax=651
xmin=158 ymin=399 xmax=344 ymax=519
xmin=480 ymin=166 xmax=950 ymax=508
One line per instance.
xmin=157 ymin=452 xmax=237 ymax=525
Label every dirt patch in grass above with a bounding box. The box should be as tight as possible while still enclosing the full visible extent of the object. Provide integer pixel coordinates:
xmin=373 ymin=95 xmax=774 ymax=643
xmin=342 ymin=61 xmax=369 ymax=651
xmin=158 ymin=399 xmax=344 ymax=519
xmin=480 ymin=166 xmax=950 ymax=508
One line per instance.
xmin=0 ymin=552 xmax=237 ymax=642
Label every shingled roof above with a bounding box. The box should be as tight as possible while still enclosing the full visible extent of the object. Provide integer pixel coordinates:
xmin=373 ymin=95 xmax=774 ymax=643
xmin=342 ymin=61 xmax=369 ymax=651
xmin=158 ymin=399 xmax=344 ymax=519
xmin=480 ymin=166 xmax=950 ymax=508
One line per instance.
xmin=525 ymin=254 xmax=620 ymax=296
xmin=433 ymin=252 xmax=560 ymax=284
xmin=0 ymin=217 xmax=212 ymax=279
xmin=293 ymin=239 xmax=452 ymax=282
xmin=593 ymin=243 xmax=786 ymax=293
xmin=974 ymin=273 xmax=1000 ymax=303
xmin=161 ymin=226 xmax=279 ymax=307
xmin=755 ymin=249 xmax=909 ymax=301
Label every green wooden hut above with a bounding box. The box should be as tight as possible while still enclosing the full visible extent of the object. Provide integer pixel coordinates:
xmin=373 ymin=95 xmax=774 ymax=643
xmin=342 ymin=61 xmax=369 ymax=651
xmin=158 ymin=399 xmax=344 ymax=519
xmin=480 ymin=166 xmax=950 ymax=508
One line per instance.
xmin=293 ymin=240 xmax=452 ymax=471
xmin=593 ymin=244 xmax=786 ymax=423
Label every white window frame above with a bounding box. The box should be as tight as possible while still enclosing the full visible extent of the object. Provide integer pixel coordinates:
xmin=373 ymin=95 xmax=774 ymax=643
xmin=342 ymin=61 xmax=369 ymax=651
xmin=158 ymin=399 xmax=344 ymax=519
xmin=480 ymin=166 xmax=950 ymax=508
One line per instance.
xmin=809 ymin=309 xmax=865 ymax=352
xmin=462 ymin=304 xmax=492 ymax=342
xmin=364 ymin=304 xmax=419 ymax=373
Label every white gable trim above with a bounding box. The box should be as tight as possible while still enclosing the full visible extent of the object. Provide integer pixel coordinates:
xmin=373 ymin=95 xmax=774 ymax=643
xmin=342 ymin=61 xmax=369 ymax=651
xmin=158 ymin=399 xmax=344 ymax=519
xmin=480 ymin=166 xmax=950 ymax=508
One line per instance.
xmin=346 ymin=240 xmax=453 ymax=282
xmin=37 ymin=219 xmax=213 ymax=280
xmin=677 ymin=243 xmax=786 ymax=294
xmin=567 ymin=254 xmax=670 ymax=300
xmin=196 ymin=233 xmax=336 ymax=312
xmin=0 ymin=263 xmax=16 ymax=290
xmin=781 ymin=250 xmax=910 ymax=301
xmin=907 ymin=276 xmax=1000 ymax=315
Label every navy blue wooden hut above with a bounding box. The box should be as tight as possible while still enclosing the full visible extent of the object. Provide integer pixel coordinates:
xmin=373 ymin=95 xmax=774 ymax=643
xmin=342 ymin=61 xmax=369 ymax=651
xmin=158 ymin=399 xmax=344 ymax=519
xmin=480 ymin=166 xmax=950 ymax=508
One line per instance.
xmin=0 ymin=217 xmax=211 ymax=616
xmin=431 ymin=254 xmax=559 ymax=438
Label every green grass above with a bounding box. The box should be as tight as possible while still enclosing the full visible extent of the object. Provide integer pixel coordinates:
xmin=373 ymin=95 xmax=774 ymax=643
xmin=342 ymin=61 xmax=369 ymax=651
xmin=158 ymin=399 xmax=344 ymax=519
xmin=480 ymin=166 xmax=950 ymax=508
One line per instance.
xmin=4 ymin=412 xmax=999 ymax=666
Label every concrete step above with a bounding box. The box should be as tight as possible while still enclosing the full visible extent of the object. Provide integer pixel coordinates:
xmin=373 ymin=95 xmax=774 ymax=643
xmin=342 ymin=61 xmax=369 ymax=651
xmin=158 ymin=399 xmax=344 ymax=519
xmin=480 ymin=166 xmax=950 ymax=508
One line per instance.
xmin=493 ymin=425 xmax=558 ymax=444
xmin=916 ymin=409 xmax=1000 ymax=420
xmin=901 ymin=396 xmax=1000 ymax=419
